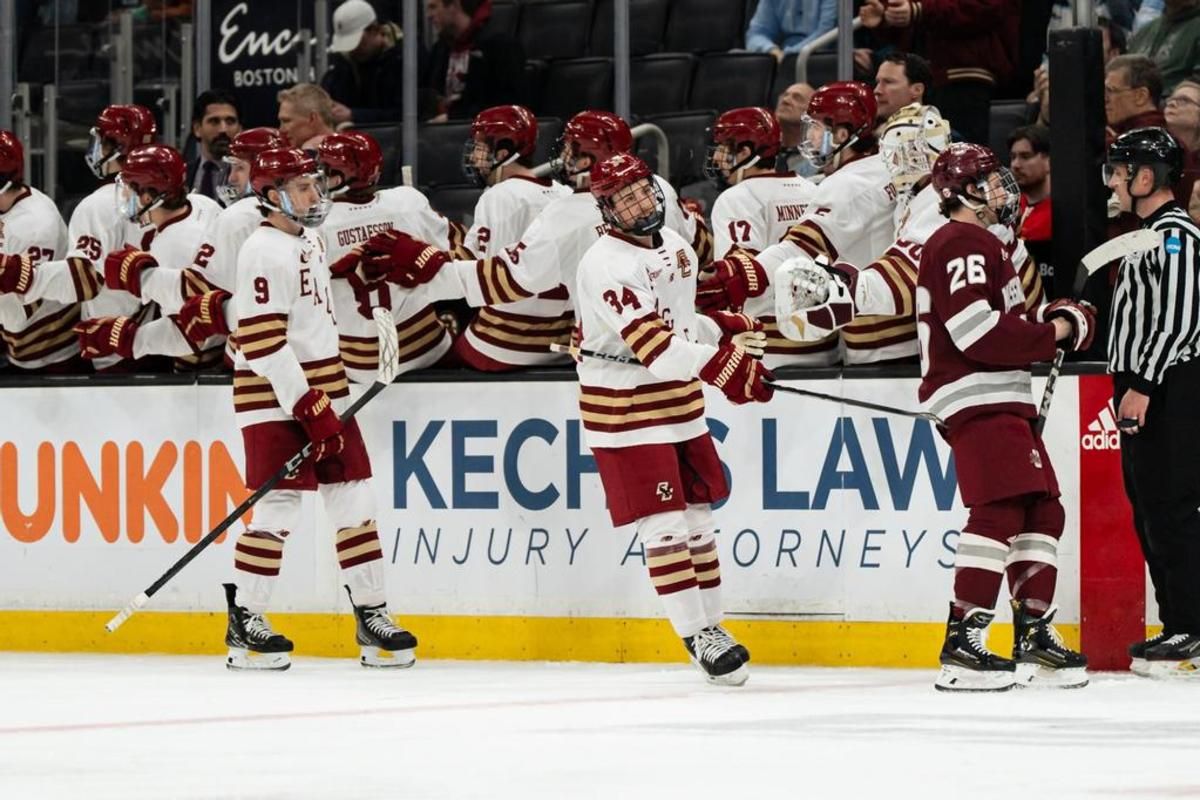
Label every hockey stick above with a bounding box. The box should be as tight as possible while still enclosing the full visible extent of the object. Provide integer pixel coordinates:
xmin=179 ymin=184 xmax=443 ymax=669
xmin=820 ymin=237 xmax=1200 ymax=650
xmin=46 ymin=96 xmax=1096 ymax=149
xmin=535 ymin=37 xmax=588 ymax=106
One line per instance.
xmin=104 ymin=307 xmax=400 ymax=633
xmin=1033 ymin=228 xmax=1162 ymax=436
xmin=550 ymin=342 xmax=945 ymax=426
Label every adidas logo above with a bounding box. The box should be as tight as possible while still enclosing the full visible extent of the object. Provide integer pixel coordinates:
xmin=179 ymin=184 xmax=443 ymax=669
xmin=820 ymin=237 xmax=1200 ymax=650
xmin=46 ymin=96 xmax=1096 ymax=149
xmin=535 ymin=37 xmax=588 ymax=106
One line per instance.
xmin=1081 ymin=399 xmax=1121 ymax=451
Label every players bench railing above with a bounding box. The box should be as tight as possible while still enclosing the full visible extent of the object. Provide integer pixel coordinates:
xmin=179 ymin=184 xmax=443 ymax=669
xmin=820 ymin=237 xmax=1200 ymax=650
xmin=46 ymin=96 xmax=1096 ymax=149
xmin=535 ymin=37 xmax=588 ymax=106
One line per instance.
xmin=530 ymin=123 xmax=670 ymax=184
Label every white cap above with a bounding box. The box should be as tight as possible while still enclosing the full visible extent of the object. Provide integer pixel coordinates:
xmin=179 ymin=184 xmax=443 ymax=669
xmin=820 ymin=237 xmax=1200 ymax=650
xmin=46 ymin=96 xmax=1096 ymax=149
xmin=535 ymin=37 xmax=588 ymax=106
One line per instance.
xmin=329 ymin=0 xmax=377 ymax=53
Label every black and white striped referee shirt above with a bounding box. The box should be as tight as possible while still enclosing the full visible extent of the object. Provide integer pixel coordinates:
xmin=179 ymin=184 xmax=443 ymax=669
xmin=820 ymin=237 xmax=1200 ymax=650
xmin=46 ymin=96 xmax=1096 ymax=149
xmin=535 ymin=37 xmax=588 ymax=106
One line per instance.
xmin=1108 ymin=202 xmax=1200 ymax=393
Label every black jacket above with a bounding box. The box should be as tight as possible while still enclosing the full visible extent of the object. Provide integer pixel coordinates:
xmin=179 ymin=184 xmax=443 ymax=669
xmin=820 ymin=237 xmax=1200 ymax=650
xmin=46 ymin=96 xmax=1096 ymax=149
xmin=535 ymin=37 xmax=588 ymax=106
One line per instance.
xmin=322 ymin=39 xmax=425 ymax=125
xmin=422 ymin=15 xmax=526 ymax=121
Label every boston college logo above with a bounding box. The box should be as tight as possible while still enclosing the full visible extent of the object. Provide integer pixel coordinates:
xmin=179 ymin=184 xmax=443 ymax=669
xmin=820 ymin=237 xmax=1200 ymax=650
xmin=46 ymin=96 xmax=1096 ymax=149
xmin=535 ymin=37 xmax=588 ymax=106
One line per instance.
xmin=656 ymin=481 xmax=674 ymax=502
xmin=676 ymin=250 xmax=692 ymax=278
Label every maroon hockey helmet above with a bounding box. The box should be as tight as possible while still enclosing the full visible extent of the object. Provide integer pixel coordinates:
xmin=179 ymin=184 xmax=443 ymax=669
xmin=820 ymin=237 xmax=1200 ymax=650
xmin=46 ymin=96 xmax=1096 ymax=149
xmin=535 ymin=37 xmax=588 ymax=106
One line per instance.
xmin=0 ymin=130 xmax=24 ymax=190
xmin=931 ymin=143 xmax=1020 ymax=224
xmin=250 ymin=147 xmax=331 ymax=227
xmin=86 ymin=104 xmax=158 ymax=178
xmin=318 ymin=131 xmax=383 ymax=196
xmin=227 ymin=127 xmax=288 ymax=164
xmin=116 ymin=144 xmax=187 ymax=220
xmin=800 ymin=82 xmax=877 ymax=168
xmin=590 ymin=153 xmax=665 ymax=236
xmin=705 ymin=106 xmax=782 ymax=186
xmin=555 ymin=110 xmax=634 ymax=185
xmin=462 ymin=104 xmax=538 ymax=187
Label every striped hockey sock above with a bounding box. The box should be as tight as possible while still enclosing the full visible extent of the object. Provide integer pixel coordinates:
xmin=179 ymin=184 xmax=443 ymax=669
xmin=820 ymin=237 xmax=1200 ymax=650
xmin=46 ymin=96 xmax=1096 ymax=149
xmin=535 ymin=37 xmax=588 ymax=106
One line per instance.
xmin=233 ymin=530 xmax=287 ymax=614
xmin=647 ymin=538 xmax=706 ymax=638
xmin=1005 ymin=532 xmax=1059 ymax=616
xmin=689 ymin=534 xmax=723 ymax=628
xmin=336 ymin=522 xmax=386 ymax=607
xmin=952 ymin=530 xmax=1008 ymax=617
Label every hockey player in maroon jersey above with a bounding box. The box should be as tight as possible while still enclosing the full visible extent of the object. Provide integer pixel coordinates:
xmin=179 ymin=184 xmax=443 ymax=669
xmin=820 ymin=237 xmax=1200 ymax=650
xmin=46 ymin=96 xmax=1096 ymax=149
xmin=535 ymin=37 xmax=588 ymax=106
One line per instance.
xmin=918 ymin=143 xmax=1094 ymax=691
xmin=576 ymin=153 xmax=773 ymax=686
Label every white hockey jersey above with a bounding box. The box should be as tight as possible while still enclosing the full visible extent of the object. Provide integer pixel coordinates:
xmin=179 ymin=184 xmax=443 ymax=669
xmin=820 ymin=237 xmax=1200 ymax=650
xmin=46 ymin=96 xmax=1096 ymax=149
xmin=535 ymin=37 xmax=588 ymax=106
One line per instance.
xmin=139 ymin=200 xmax=221 ymax=315
xmin=464 ymin=175 xmax=569 ymax=256
xmin=323 ymin=187 xmax=456 ymax=383
xmin=575 ymin=228 xmax=721 ymax=449
xmin=710 ymin=171 xmax=835 ymax=368
xmin=0 ymin=187 xmax=78 ymax=369
xmin=232 ymin=223 xmax=348 ymax=428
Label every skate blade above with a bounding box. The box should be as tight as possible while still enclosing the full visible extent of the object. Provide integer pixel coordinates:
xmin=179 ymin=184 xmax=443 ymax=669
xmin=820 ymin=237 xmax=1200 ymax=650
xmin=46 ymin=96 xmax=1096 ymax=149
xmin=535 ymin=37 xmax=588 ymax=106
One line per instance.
xmin=1131 ymin=657 xmax=1200 ymax=679
xmin=934 ymin=664 xmax=1015 ymax=692
xmin=690 ymin=658 xmax=749 ymax=687
xmin=1015 ymin=663 xmax=1089 ymax=689
xmin=360 ymin=646 xmax=416 ymax=669
xmin=226 ymin=648 xmax=291 ymax=671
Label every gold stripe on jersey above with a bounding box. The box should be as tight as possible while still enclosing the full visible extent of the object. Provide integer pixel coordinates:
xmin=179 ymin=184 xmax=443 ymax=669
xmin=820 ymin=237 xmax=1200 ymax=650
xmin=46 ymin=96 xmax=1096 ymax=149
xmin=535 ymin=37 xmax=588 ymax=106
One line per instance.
xmin=234 ymin=314 xmax=288 ymax=360
xmin=1019 ymin=254 xmax=1044 ymax=313
xmin=869 ymin=253 xmax=919 ymax=317
xmin=782 ymin=220 xmax=838 ymax=260
xmin=446 ymin=220 xmax=473 ymax=260
xmin=233 ymin=358 xmax=349 ymax=413
xmin=842 ymin=316 xmax=917 ymax=347
xmin=181 ymin=267 xmax=220 ymax=300
xmin=579 ymin=380 xmax=706 ymax=432
xmin=476 ymin=257 xmax=536 ymax=305
xmin=0 ymin=303 xmax=81 ymax=362
xmin=470 ymin=308 xmax=574 ymax=352
xmin=398 ymin=306 xmax=448 ymax=362
xmin=620 ymin=314 xmax=674 ymax=367
xmin=761 ymin=318 xmax=839 ymax=355
xmin=692 ymin=217 xmax=714 ymax=266
xmin=67 ymin=257 xmax=102 ymax=301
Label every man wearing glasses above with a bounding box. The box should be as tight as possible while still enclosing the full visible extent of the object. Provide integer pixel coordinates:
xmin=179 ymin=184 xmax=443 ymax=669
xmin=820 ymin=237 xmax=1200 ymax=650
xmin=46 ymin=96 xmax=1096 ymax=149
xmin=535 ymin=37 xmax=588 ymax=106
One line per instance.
xmin=1105 ymin=55 xmax=1169 ymax=147
xmin=1164 ymin=78 xmax=1200 ymax=217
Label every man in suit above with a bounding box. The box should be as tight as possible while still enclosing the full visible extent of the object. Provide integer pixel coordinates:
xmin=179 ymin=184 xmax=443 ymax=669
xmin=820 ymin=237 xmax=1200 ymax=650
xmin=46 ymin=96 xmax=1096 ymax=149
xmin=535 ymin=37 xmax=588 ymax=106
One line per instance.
xmin=188 ymin=90 xmax=242 ymax=205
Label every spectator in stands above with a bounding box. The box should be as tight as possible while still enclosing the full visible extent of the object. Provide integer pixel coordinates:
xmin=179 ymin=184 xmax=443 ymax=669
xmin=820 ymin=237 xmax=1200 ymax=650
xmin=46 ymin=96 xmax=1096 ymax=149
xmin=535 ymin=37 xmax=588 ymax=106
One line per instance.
xmin=277 ymin=84 xmax=337 ymax=150
xmin=745 ymin=0 xmax=838 ymax=60
xmin=1128 ymin=0 xmax=1200 ymax=94
xmin=188 ymin=90 xmax=241 ymax=204
xmin=1105 ymin=55 xmax=1167 ymax=145
xmin=872 ymin=51 xmax=931 ymax=123
xmin=423 ymin=0 xmax=525 ymax=122
xmin=860 ymin=0 xmax=1018 ymax=145
xmin=776 ymin=82 xmax=815 ymax=173
xmin=1029 ymin=14 xmax=1125 ymax=127
xmin=322 ymin=0 xmax=429 ymax=126
xmin=1164 ymin=78 xmax=1200 ymax=205
xmin=1008 ymin=125 xmax=1057 ymax=293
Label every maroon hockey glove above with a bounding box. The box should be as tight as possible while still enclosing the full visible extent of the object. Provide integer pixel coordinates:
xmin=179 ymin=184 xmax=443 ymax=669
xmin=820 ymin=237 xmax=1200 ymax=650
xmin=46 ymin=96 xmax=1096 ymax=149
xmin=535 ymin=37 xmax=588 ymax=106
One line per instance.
xmin=330 ymin=246 xmax=387 ymax=319
xmin=75 ymin=316 xmax=138 ymax=360
xmin=103 ymin=246 xmax=158 ymax=297
xmin=695 ymin=251 xmax=767 ymax=313
xmin=0 ymin=253 xmax=36 ymax=294
xmin=706 ymin=310 xmax=767 ymax=357
xmin=1045 ymin=299 xmax=1096 ymax=352
xmin=360 ymin=230 xmax=449 ymax=289
xmin=699 ymin=341 xmax=775 ymax=405
xmin=292 ymin=388 xmax=344 ymax=462
xmin=178 ymin=289 xmax=232 ymax=343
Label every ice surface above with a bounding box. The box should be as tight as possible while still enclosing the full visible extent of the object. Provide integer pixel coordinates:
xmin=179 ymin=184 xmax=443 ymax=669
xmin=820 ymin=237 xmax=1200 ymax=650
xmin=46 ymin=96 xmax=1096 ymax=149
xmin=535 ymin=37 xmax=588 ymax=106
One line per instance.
xmin=0 ymin=654 xmax=1196 ymax=799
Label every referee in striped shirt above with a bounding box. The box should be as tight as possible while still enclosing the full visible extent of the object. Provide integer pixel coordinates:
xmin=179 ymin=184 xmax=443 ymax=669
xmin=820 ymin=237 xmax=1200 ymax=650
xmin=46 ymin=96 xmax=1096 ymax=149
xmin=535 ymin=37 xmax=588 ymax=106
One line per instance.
xmin=1105 ymin=127 xmax=1200 ymax=674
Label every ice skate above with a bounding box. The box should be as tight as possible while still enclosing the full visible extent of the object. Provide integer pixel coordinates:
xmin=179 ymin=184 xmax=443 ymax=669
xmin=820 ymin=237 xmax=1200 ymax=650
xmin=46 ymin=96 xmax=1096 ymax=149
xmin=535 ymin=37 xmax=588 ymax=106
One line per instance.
xmin=223 ymin=583 xmax=293 ymax=671
xmin=1011 ymin=601 xmax=1088 ymax=688
xmin=706 ymin=624 xmax=750 ymax=663
xmin=345 ymin=587 xmax=418 ymax=668
xmin=1135 ymin=633 xmax=1200 ymax=679
xmin=1128 ymin=630 xmax=1172 ymax=676
xmin=934 ymin=604 xmax=1015 ymax=692
xmin=684 ymin=627 xmax=749 ymax=686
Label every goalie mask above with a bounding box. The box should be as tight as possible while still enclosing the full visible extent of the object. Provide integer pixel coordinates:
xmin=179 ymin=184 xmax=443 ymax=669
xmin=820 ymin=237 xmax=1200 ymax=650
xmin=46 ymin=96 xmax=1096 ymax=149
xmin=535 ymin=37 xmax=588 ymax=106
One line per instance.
xmin=462 ymin=104 xmax=538 ymax=188
xmin=86 ymin=104 xmax=157 ymax=179
xmin=799 ymin=81 xmax=877 ymax=170
xmin=251 ymin=147 xmax=332 ymax=228
xmin=704 ymin=106 xmax=782 ymax=188
xmin=217 ymin=127 xmax=287 ymax=206
xmin=590 ymin=153 xmax=666 ymax=236
xmin=115 ymin=144 xmax=187 ymax=222
xmin=931 ymin=143 xmax=1020 ymax=226
xmin=553 ymin=110 xmax=633 ymax=188
xmin=879 ymin=103 xmax=951 ymax=192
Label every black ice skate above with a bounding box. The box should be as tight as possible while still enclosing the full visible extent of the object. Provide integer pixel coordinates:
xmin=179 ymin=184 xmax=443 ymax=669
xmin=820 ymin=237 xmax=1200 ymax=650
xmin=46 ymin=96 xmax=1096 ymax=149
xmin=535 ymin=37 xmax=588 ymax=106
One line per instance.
xmin=1136 ymin=633 xmax=1200 ymax=679
xmin=345 ymin=586 xmax=418 ymax=669
xmin=934 ymin=604 xmax=1015 ymax=692
xmin=706 ymin=625 xmax=750 ymax=663
xmin=223 ymin=583 xmax=293 ymax=671
xmin=684 ymin=627 xmax=749 ymax=686
xmin=1128 ymin=629 xmax=1172 ymax=674
xmin=1011 ymin=600 xmax=1088 ymax=688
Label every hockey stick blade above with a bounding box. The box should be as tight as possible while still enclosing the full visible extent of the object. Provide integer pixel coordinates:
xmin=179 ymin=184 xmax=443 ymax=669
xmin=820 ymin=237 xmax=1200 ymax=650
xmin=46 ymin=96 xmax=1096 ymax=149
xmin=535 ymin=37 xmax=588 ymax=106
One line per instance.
xmin=105 ymin=308 xmax=399 ymax=633
xmin=1073 ymin=228 xmax=1163 ymax=295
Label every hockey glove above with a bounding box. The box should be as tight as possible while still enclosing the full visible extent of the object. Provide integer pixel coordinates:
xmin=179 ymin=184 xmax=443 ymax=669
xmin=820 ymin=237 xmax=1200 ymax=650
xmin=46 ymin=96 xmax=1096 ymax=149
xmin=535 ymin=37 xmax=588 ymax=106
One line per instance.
xmin=699 ymin=341 xmax=775 ymax=405
xmin=695 ymin=251 xmax=767 ymax=313
xmin=103 ymin=246 xmax=158 ymax=297
xmin=178 ymin=288 xmax=233 ymax=343
xmin=75 ymin=316 xmax=138 ymax=360
xmin=329 ymin=246 xmax=386 ymax=319
xmin=0 ymin=253 xmax=36 ymax=294
xmin=292 ymin=388 xmax=344 ymax=462
xmin=1044 ymin=299 xmax=1096 ymax=352
xmin=706 ymin=310 xmax=766 ymax=358
xmin=360 ymin=230 xmax=449 ymax=288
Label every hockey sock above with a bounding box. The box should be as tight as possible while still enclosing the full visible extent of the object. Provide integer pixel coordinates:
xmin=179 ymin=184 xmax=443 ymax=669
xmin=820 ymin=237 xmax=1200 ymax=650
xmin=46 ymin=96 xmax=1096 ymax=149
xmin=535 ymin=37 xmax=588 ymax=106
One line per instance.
xmin=1007 ymin=497 xmax=1064 ymax=616
xmin=953 ymin=500 xmax=1025 ymax=618
xmin=689 ymin=533 xmax=723 ymax=627
xmin=336 ymin=521 xmax=386 ymax=607
xmin=647 ymin=538 xmax=707 ymax=638
xmin=233 ymin=530 xmax=287 ymax=614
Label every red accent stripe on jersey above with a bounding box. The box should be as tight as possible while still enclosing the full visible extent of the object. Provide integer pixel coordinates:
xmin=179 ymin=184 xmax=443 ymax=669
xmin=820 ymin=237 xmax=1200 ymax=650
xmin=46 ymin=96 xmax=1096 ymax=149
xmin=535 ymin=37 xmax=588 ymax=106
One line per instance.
xmin=67 ymin=257 xmax=102 ymax=301
xmin=760 ymin=318 xmax=840 ymax=354
xmin=579 ymin=380 xmax=706 ymax=434
xmin=468 ymin=308 xmax=574 ymax=354
xmin=476 ymin=257 xmax=536 ymax=305
xmin=783 ymin=220 xmax=838 ymax=260
xmin=398 ymin=306 xmax=450 ymax=363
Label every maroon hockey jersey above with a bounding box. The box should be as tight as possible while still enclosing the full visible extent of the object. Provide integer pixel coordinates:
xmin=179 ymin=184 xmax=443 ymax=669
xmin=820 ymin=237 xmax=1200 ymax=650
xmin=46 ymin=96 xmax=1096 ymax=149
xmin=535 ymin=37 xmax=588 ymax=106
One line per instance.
xmin=916 ymin=220 xmax=1057 ymax=428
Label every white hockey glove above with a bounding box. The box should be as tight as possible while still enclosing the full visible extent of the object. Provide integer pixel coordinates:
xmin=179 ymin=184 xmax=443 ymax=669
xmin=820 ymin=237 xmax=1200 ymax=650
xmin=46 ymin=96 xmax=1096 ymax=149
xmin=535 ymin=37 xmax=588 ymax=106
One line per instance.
xmin=774 ymin=255 xmax=854 ymax=342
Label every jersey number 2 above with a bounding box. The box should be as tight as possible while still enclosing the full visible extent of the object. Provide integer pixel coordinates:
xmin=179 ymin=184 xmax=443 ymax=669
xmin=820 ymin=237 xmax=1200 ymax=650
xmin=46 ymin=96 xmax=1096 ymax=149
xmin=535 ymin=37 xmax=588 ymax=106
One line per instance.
xmin=947 ymin=254 xmax=986 ymax=294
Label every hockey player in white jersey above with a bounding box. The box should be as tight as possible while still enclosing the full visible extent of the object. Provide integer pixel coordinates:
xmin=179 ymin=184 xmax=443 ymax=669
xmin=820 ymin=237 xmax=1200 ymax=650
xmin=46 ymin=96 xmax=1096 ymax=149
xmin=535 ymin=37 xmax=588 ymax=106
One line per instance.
xmin=318 ymin=130 xmax=456 ymax=381
xmin=0 ymin=130 xmax=82 ymax=372
xmin=575 ymin=153 xmax=773 ymax=686
xmin=452 ymin=104 xmax=570 ymax=369
xmin=222 ymin=146 xmax=416 ymax=670
xmin=348 ymin=110 xmax=707 ymax=369
xmin=704 ymin=106 xmax=830 ymax=366
xmin=73 ymin=144 xmax=221 ymax=368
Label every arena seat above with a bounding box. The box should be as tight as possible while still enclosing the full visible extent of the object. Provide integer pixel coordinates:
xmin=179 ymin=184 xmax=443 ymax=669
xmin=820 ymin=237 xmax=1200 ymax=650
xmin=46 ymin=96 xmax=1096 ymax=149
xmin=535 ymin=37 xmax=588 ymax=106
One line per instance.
xmin=353 ymin=123 xmax=402 ymax=187
xmin=538 ymin=57 xmax=614 ymax=120
xmin=518 ymin=0 xmax=593 ymax=62
xmin=417 ymin=121 xmax=475 ymax=189
xmin=427 ymin=184 xmax=485 ymax=226
xmin=631 ymin=53 xmax=696 ymax=117
xmin=489 ymin=1 xmax=521 ymax=38
xmin=664 ymin=0 xmax=746 ymax=53
xmin=533 ymin=116 xmax=565 ymax=165
xmin=637 ymin=109 xmax=717 ymax=186
xmin=989 ymin=100 xmax=1033 ymax=165
xmin=690 ymin=52 xmax=775 ymax=111
xmin=589 ymin=0 xmax=670 ymax=57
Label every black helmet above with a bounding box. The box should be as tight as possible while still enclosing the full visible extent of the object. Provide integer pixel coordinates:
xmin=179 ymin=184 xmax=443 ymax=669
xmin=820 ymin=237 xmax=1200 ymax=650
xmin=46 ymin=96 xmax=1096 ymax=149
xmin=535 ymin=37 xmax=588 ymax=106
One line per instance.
xmin=1106 ymin=127 xmax=1183 ymax=190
